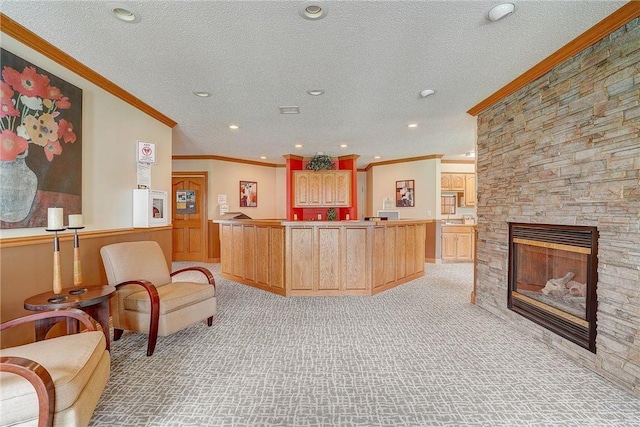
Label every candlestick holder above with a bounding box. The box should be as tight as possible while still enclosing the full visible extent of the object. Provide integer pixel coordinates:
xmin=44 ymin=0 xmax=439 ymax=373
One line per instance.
xmin=45 ymin=228 xmax=67 ymax=303
xmin=67 ymin=226 xmax=87 ymax=295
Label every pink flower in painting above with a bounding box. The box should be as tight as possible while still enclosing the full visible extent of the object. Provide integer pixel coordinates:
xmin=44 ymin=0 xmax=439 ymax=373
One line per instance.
xmin=43 ymin=139 xmax=62 ymax=161
xmin=0 ymin=82 xmax=19 ymax=118
xmin=57 ymin=119 xmax=76 ymax=144
xmin=0 ymin=130 xmax=29 ymax=161
xmin=55 ymin=96 xmax=71 ymax=109
xmin=43 ymin=85 xmax=62 ymax=101
xmin=2 ymin=66 xmax=49 ymax=98
xmin=0 ymin=64 xmax=75 ymax=163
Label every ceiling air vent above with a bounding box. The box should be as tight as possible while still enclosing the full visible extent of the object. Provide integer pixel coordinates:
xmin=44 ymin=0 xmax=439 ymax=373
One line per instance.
xmin=279 ymin=106 xmax=300 ymax=114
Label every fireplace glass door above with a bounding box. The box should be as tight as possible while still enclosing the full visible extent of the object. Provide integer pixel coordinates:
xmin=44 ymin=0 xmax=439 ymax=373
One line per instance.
xmin=508 ymin=223 xmax=598 ymax=352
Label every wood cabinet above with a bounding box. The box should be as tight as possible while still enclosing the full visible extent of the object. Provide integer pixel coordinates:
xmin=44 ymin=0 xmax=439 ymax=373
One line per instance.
xmin=464 ymin=174 xmax=476 ymax=207
xmin=441 ymin=173 xmax=466 ymax=191
xmin=441 ymin=173 xmax=476 ymax=207
xmin=294 ymin=170 xmax=351 ymax=207
xmin=441 ymin=225 xmax=474 ymax=262
xmin=216 ymin=219 xmax=428 ymax=296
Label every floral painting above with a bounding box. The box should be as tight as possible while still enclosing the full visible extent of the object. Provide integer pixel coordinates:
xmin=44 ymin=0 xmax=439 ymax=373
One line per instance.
xmin=0 ymin=48 xmax=82 ymax=228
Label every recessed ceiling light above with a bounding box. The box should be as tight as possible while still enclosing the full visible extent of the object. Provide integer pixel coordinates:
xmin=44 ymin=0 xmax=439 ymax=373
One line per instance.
xmin=295 ymin=144 xmax=303 ymax=148
xmin=340 ymin=144 xmax=348 ymax=148
xmin=419 ymin=89 xmax=435 ymax=98
xmin=374 ymin=156 xmax=381 ymax=159
xmin=487 ymin=3 xmax=515 ymax=22
xmin=299 ymin=3 xmax=328 ymax=20
xmin=307 ymin=89 xmax=325 ymax=96
xmin=279 ymin=106 xmax=300 ymax=114
xmin=408 ymin=123 xmax=418 ymax=128
xmin=193 ymin=91 xmax=211 ymax=97
xmin=229 ymin=125 xmax=239 ymax=130
xmin=107 ymin=2 xmax=141 ymax=23
xmin=260 ymin=156 xmax=267 ymax=159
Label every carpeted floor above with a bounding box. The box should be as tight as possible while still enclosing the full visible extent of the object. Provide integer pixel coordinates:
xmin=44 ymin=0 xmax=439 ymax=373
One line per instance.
xmin=90 ymin=263 xmax=640 ymax=426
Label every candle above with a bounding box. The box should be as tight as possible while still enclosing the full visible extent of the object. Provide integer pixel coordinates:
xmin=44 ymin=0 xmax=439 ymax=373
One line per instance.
xmin=346 ymin=214 xmax=350 ymax=221
xmin=47 ymin=208 xmax=63 ymax=229
xmin=69 ymin=214 xmax=83 ymax=228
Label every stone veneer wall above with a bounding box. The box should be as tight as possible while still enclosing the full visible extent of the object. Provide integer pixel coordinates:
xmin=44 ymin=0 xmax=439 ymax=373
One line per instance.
xmin=475 ymin=18 xmax=640 ymax=396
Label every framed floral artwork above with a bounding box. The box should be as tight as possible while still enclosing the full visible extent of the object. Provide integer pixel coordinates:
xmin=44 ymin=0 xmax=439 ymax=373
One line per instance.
xmin=396 ymin=180 xmax=414 ymax=207
xmin=0 ymin=48 xmax=82 ymax=229
xmin=239 ymin=181 xmax=257 ymax=207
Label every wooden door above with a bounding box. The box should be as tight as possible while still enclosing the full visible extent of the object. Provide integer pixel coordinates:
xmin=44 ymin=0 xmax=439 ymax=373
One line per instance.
xmin=172 ymin=172 xmax=207 ymax=261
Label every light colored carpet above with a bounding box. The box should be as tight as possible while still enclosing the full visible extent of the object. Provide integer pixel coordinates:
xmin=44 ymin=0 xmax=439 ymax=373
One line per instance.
xmin=90 ymin=263 xmax=640 ymax=426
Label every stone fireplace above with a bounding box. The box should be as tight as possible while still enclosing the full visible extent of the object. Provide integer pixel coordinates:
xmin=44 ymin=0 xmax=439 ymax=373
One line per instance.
xmin=474 ymin=16 xmax=640 ymax=396
xmin=508 ymin=223 xmax=598 ymax=352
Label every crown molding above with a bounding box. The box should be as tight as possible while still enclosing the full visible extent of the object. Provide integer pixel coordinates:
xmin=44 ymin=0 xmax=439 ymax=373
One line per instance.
xmin=468 ymin=1 xmax=640 ymax=116
xmin=441 ymin=159 xmax=476 ymax=165
xmin=172 ymin=154 xmax=281 ymax=168
xmin=0 ymin=13 xmax=177 ymax=128
xmin=364 ymin=154 xmax=444 ymax=171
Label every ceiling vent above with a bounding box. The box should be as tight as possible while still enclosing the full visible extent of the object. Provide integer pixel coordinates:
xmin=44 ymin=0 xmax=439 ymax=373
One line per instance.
xmin=279 ymin=106 xmax=300 ymax=114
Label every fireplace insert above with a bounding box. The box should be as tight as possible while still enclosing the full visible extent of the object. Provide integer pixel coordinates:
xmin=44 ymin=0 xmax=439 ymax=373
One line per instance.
xmin=508 ymin=223 xmax=598 ymax=352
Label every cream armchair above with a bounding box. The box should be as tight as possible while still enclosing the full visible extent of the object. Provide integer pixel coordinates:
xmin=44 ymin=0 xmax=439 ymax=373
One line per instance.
xmin=0 ymin=309 xmax=110 ymax=427
xmin=100 ymin=241 xmax=216 ymax=356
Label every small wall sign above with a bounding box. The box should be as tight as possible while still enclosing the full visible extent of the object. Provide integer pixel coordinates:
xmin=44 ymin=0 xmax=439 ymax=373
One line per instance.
xmin=137 ymin=141 xmax=156 ymax=163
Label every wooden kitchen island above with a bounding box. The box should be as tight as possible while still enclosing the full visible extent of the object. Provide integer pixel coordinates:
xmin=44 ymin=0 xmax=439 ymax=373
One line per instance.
xmin=215 ymin=219 xmax=430 ymax=296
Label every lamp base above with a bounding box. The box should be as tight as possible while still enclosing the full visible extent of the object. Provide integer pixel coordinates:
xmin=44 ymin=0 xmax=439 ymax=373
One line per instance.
xmin=48 ymin=295 xmax=67 ymax=303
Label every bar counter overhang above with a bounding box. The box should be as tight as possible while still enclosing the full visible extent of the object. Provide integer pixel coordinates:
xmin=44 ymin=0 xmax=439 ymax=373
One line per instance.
xmin=214 ymin=219 xmax=431 ymax=296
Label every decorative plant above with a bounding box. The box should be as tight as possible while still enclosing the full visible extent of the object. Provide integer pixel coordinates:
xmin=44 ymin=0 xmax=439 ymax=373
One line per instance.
xmin=1 ymin=65 xmax=76 ymax=161
xmin=306 ymin=154 xmax=334 ymax=171
xmin=327 ymin=207 xmax=337 ymax=221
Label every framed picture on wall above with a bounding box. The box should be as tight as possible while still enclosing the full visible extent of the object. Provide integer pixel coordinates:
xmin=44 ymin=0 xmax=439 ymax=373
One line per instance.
xmin=240 ymin=181 xmax=257 ymax=207
xmin=396 ymin=180 xmax=414 ymax=207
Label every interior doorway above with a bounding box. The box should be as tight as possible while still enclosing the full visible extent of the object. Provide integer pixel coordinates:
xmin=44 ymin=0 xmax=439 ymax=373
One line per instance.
xmin=172 ymin=172 xmax=208 ymax=261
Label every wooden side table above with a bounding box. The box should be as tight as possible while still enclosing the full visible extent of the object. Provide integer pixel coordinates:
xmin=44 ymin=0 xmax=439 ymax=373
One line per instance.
xmin=24 ymin=285 xmax=116 ymax=350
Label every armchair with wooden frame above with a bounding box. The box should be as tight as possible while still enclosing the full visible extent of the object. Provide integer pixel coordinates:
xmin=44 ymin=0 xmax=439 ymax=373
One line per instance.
xmin=0 ymin=309 xmax=110 ymax=427
xmin=100 ymin=241 xmax=216 ymax=356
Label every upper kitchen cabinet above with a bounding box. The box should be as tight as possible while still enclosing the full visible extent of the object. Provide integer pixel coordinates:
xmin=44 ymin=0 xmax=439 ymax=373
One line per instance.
xmin=294 ymin=170 xmax=351 ymax=207
xmin=441 ymin=173 xmax=466 ymax=192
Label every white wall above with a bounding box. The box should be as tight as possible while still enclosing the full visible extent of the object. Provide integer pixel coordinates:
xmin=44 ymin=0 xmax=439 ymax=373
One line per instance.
xmin=0 ymin=35 xmax=173 ymax=238
xmin=369 ymin=158 xmax=439 ymax=219
xmin=172 ymin=159 xmax=282 ymax=219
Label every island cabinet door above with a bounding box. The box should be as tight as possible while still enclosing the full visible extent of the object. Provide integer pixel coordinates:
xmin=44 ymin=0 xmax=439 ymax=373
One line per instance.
xmin=270 ymin=227 xmax=285 ymax=290
xmin=288 ymin=227 xmax=315 ymax=291
xmin=220 ymin=224 xmax=233 ymax=275
xmin=372 ymin=227 xmax=386 ymax=289
xmin=318 ymin=227 xmax=340 ymax=290
xmin=344 ymin=227 xmax=368 ymax=290
xmin=255 ymin=226 xmax=270 ymax=286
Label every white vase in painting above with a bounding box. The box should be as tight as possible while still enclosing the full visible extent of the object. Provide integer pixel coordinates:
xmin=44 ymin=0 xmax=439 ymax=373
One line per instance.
xmin=0 ymin=152 xmax=38 ymax=222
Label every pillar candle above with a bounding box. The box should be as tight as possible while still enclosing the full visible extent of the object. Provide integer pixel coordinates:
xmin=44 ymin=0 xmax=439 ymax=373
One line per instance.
xmin=47 ymin=208 xmax=63 ymax=229
xmin=69 ymin=214 xmax=83 ymax=228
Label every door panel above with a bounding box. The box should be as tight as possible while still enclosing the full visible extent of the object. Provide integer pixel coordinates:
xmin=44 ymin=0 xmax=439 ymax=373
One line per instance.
xmin=172 ymin=173 xmax=207 ymax=261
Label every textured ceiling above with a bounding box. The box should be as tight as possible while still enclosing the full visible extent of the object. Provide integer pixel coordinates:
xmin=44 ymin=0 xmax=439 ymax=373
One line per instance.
xmin=0 ymin=0 xmax=626 ymax=168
